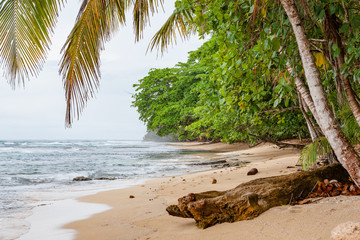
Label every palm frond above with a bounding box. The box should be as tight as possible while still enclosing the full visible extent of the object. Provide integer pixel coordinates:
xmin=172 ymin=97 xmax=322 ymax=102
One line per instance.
xmin=340 ymin=106 xmax=360 ymax=144
xmin=133 ymin=0 xmax=164 ymax=41
xmin=60 ymin=0 xmax=127 ymax=127
xmin=104 ymin=0 xmax=127 ymax=36
xmin=0 ymin=0 xmax=63 ymax=87
xmin=148 ymin=8 xmax=196 ymax=53
xmin=299 ymin=137 xmax=332 ymax=170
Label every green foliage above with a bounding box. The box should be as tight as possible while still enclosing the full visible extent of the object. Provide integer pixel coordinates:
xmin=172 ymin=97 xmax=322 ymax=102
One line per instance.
xmin=134 ymin=0 xmax=360 ymax=150
xmin=299 ymin=137 xmax=332 ymax=170
xmin=132 ymin=60 xmax=204 ymax=140
xmin=340 ymin=106 xmax=360 ymax=144
xmin=133 ymin=34 xmax=308 ymax=143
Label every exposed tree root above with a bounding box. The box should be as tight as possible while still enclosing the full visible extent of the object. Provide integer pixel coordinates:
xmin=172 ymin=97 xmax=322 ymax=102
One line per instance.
xmin=166 ymin=164 xmax=350 ymax=229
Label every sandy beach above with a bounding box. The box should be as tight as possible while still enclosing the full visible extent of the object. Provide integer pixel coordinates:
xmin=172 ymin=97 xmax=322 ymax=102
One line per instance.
xmin=53 ymin=142 xmax=360 ymax=240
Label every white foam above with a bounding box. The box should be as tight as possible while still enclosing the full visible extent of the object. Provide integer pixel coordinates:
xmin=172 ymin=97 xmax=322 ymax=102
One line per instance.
xmin=18 ymin=199 xmax=110 ymax=240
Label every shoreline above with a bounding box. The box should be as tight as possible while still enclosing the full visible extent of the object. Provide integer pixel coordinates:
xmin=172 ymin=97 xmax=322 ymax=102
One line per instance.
xmin=17 ymin=179 xmax=147 ymax=240
xmin=16 ymin=141 xmax=236 ymax=240
xmin=20 ymin=142 xmax=360 ymax=240
xmin=63 ymin=142 xmax=307 ymax=240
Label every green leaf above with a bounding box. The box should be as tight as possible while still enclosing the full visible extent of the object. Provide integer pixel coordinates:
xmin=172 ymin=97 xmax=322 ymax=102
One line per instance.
xmin=274 ymin=85 xmax=282 ymax=93
xmin=249 ymin=5 xmax=255 ymax=14
xmin=351 ymin=15 xmax=360 ymax=28
xmin=340 ymin=23 xmax=349 ymax=34
xmin=273 ymin=99 xmax=280 ymax=107
xmin=244 ymin=95 xmax=252 ymax=102
xmin=285 ymin=98 xmax=290 ymax=107
xmin=271 ymin=37 xmax=281 ymax=52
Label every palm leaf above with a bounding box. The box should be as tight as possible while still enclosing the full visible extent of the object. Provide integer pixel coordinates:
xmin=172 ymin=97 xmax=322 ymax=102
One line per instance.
xmin=133 ymin=0 xmax=164 ymax=41
xmin=0 ymin=0 xmax=63 ymax=86
xmin=59 ymin=0 xmax=126 ymax=127
xmin=148 ymin=8 xmax=196 ymax=53
xmin=299 ymin=137 xmax=332 ymax=170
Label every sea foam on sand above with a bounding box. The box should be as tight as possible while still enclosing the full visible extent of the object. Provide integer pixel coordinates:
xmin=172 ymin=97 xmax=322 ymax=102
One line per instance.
xmin=18 ymin=198 xmax=110 ymax=240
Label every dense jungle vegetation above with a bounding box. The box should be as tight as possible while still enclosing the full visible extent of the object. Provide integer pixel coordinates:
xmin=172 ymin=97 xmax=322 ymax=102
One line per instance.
xmin=133 ymin=0 xmax=360 ymax=145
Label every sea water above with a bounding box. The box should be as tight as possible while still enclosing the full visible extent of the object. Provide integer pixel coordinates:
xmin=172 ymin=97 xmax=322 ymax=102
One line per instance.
xmin=0 ymin=140 xmax=209 ymax=240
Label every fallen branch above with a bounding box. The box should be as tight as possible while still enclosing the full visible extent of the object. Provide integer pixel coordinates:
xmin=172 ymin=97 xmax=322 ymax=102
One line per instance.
xmin=167 ymin=164 xmax=350 ymax=228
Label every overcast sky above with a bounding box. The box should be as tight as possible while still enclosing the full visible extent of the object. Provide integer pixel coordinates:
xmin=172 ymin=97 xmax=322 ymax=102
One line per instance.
xmin=0 ymin=1 xmax=205 ymax=140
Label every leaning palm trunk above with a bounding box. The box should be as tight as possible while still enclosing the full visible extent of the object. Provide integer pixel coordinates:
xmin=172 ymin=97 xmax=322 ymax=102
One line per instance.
xmin=323 ymin=8 xmax=360 ymax=127
xmin=286 ymin=63 xmax=320 ymax=123
xmin=341 ymin=72 xmax=360 ymax=126
xmin=297 ymin=91 xmax=321 ymax=141
xmin=286 ymin=62 xmax=323 ymax=141
xmin=280 ymin=0 xmax=360 ymax=186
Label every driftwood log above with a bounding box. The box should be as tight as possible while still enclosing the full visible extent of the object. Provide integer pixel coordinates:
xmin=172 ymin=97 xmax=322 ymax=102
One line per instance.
xmin=166 ymin=164 xmax=350 ymax=229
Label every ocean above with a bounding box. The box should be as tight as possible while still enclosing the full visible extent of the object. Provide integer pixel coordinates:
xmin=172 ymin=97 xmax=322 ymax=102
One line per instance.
xmin=0 ymin=140 xmax=210 ymax=240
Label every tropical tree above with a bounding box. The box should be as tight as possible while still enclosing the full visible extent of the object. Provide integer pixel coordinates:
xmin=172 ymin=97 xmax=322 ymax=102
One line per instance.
xmin=280 ymin=0 xmax=360 ymax=186
xmin=148 ymin=0 xmax=360 ymax=185
xmin=132 ymin=60 xmax=204 ymax=140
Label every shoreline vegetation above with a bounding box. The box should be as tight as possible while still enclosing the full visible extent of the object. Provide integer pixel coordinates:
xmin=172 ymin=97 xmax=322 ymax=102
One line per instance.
xmin=1 ymin=1 xmax=360 ymax=239
xmin=57 ymin=142 xmax=360 ymax=240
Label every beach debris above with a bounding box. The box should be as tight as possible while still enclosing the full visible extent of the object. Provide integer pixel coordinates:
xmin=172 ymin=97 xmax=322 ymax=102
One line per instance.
xmin=306 ymin=180 xmax=360 ymax=198
xmin=129 ymin=195 xmax=135 ymax=199
xmin=298 ymin=199 xmax=312 ymax=205
xmin=212 ymin=179 xmax=217 ymax=184
xmin=192 ymin=159 xmax=227 ymax=166
xmin=72 ymin=176 xmax=92 ymax=181
xmin=247 ymin=168 xmax=258 ymax=175
xmin=331 ymin=221 xmax=360 ymax=240
xmin=166 ymin=164 xmax=350 ymax=229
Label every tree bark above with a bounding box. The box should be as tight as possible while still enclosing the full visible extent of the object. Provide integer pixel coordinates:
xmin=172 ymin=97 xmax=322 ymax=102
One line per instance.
xmin=324 ymin=8 xmax=360 ymax=127
xmin=297 ymin=91 xmax=321 ymax=141
xmin=280 ymin=0 xmax=360 ymax=186
xmin=286 ymin=63 xmax=320 ymax=123
xmin=286 ymin=62 xmax=323 ymax=140
xmin=167 ymin=164 xmax=350 ymax=228
xmin=341 ymin=71 xmax=360 ymax=126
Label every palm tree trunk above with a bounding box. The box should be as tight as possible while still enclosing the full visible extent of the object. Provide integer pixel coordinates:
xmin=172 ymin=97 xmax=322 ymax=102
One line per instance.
xmin=341 ymin=72 xmax=360 ymax=125
xmin=297 ymin=91 xmax=320 ymax=141
xmin=323 ymin=7 xmax=360 ymax=127
xmin=286 ymin=62 xmax=320 ymax=123
xmin=287 ymin=62 xmax=322 ymax=140
xmin=280 ymin=0 xmax=360 ymax=186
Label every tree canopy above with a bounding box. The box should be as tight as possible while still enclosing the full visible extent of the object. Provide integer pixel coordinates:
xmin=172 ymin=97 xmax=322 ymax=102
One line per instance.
xmin=132 ymin=0 xmax=360 ymax=184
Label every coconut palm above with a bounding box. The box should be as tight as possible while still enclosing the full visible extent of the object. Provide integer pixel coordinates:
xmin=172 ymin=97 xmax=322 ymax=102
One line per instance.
xmin=0 ymin=0 xmax=171 ymax=127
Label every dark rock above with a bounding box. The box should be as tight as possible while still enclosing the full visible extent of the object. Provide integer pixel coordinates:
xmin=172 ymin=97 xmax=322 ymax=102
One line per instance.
xmin=94 ymin=177 xmax=116 ymax=181
xmin=211 ymin=161 xmax=249 ymax=169
xmin=212 ymin=179 xmax=217 ymax=184
xmin=129 ymin=195 xmax=135 ymax=198
xmin=192 ymin=160 xmax=227 ymax=166
xmin=73 ymin=176 xmax=92 ymax=181
xmin=247 ymin=168 xmax=258 ymax=176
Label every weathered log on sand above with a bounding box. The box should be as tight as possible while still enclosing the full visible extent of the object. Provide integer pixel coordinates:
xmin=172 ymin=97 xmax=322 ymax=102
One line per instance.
xmin=166 ymin=164 xmax=350 ymax=229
